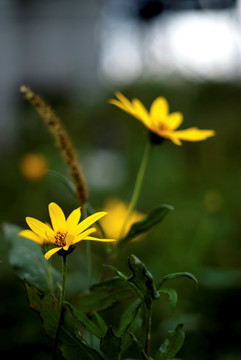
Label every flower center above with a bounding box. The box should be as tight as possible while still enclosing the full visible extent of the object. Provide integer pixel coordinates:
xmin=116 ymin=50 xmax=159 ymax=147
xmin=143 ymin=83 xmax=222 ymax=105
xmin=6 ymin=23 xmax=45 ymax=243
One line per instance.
xmin=54 ymin=231 xmax=67 ymax=247
xmin=158 ymin=122 xmax=170 ymax=132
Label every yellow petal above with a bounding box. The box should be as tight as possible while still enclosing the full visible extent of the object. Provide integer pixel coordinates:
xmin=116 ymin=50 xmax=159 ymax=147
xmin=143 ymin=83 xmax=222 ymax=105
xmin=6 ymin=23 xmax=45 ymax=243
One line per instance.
xmin=169 ymin=136 xmax=182 ymax=146
xmin=73 ymin=228 xmax=96 ymax=244
xmin=108 ymin=99 xmax=135 ymax=116
xmin=66 ymin=207 xmax=81 ymax=233
xmin=173 ymin=127 xmax=216 ymax=142
xmin=115 ymin=91 xmax=134 ymax=112
xmin=74 ymin=212 xmax=107 ymax=235
xmin=48 ymin=202 xmax=66 ymax=232
xmin=18 ymin=229 xmax=44 ymax=245
xmin=166 ymin=112 xmax=183 ymax=130
xmin=44 ymin=247 xmax=62 ymax=260
xmin=84 ymin=236 xmax=116 ymax=242
xmin=132 ymin=99 xmax=151 ymax=129
xmin=150 ymin=96 xmax=169 ymax=126
xmin=26 ymin=217 xmax=54 ymax=240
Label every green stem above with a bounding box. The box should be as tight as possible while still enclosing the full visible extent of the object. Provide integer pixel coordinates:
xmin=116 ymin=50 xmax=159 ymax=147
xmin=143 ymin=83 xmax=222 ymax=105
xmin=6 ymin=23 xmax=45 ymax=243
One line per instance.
xmin=119 ymin=141 xmax=152 ymax=239
xmin=83 ymin=205 xmax=92 ymax=287
xmin=52 ymin=255 xmax=67 ymax=360
xmin=145 ymin=303 xmax=152 ymax=358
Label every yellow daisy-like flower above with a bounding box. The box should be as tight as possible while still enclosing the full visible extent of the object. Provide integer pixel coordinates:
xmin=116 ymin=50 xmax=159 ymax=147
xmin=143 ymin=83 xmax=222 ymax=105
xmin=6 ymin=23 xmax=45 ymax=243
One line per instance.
xmin=18 ymin=202 xmax=116 ymax=260
xmin=101 ymin=198 xmax=145 ymax=240
xmin=109 ymin=92 xmax=215 ymax=146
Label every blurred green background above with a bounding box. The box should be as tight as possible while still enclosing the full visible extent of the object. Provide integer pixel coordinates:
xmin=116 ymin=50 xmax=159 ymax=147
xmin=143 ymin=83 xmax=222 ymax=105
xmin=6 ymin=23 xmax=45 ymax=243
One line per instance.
xmin=1 ymin=1 xmax=241 ymax=359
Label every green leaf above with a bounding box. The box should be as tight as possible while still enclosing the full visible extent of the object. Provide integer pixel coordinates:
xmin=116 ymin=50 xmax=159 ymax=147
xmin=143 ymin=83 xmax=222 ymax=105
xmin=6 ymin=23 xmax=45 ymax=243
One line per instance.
xmin=103 ymin=264 xmax=128 ymax=280
xmin=25 ymin=281 xmax=59 ymax=338
xmin=66 ymin=303 xmax=105 ymax=338
xmin=126 ymin=332 xmax=148 ymax=360
xmin=155 ymin=324 xmax=185 ymax=360
xmin=74 ymin=277 xmax=137 ymax=313
xmin=116 ymin=299 xmax=142 ymax=336
xmin=61 ymin=341 xmax=103 ymax=360
xmin=100 ymin=327 xmax=121 ymax=360
xmin=128 ymin=255 xmax=160 ymax=306
xmin=158 ymin=288 xmax=178 ymax=308
xmin=25 ymin=282 xmax=103 ymax=360
xmin=93 ymin=312 xmax=108 ymax=336
xmin=4 ymin=223 xmax=60 ymax=293
xmin=118 ymin=205 xmax=173 ymax=247
xmin=158 ymin=272 xmax=198 ymax=290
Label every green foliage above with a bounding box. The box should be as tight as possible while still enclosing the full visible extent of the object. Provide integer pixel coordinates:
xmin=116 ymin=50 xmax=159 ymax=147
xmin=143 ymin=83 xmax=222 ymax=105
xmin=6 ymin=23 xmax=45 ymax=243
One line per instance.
xmin=158 ymin=288 xmax=178 ymax=308
xmin=100 ymin=327 xmax=121 ymax=360
xmin=74 ymin=277 xmax=137 ymax=313
xmin=158 ymin=272 xmax=198 ymax=289
xmin=118 ymin=205 xmax=174 ymax=248
xmin=3 ymin=223 xmax=60 ymax=293
xmin=66 ymin=303 xmax=106 ymax=338
xmin=155 ymin=324 xmax=185 ymax=360
xmin=128 ymin=254 xmax=160 ymax=307
xmin=26 ymin=282 xmax=104 ymax=360
xmin=116 ymin=299 xmax=142 ymax=336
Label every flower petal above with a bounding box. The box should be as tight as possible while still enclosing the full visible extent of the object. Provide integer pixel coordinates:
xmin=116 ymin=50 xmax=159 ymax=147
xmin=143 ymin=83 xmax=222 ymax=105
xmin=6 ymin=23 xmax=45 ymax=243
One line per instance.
xmin=74 ymin=212 xmax=107 ymax=235
xmin=150 ymin=96 xmax=169 ymax=126
xmin=109 ymin=99 xmax=134 ymax=115
xmin=18 ymin=229 xmax=44 ymax=245
xmin=26 ymin=217 xmax=55 ymax=240
xmin=84 ymin=236 xmax=116 ymax=242
xmin=167 ymin=112 xmax=183 ymax=130
xmin=132 ymin=99 xmax=151 ymax=129
xmin=73 ymin=228 xmax=96 ymax=244
xmin=66 ymin=207 xmax=81 ymax=233
xmin=173 ymin=127 xmax=216 ymax=142
xmin=44 ymin=247 xmax=62 ymax=260
xmin=115 ymin=91 xmax=134 ymax=112
xmin=48 ymin=202 xmax=66 ymax=232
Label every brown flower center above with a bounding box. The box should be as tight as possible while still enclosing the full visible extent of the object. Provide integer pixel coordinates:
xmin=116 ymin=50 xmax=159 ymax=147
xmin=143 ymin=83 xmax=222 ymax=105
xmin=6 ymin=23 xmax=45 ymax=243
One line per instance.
xmin=54 ymin=231 xmax=67 ymax=247
xmin=158 ymin=122 xmax=169 ymax=132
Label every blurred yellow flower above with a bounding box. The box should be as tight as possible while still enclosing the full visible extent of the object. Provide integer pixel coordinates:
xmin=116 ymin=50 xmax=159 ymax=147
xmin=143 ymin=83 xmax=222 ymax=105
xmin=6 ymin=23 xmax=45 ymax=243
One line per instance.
xmin=19 ymin=202 xmax=116 ymax=260
xmin=20 ymin=153 xmax=47 ymax=181
xmin=109 ymin=92 xmax=215 ymax=146
xmin=101 ymin=198 xmax=145 ymax=240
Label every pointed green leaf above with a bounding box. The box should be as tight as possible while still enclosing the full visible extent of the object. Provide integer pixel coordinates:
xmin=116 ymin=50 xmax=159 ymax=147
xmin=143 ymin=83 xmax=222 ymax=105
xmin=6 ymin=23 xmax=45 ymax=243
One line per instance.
xmin=93 ymin=312 xmax=108 ymax=336
xmin=66 ymin=303 xmax=105 ymax=338
xmin=4 ymin=223 xmax=60 ymax=293
xmin=116 ymin=299 xmax=142 ymax=336
xmin=155 ymin=324 xmax=185 ymax=360
xmin=25 ymin=282 xmax=103 ymax=360
xmin=158 ymin=288 xmax=178 ymax=308
xmin=118 ymin=205 xmax=173 ymax=247
xmin=128 ymin=255 xmax=160 ymax=306
xmin=100 ymin=327 xmax=121 ymax=360
xmin=158 ymin=272 xmax=198 ymax=290
xmin=103 ymin=265 xmax=128 ymax=280
xmin=75 ymin=277 xmax=137 ymax=313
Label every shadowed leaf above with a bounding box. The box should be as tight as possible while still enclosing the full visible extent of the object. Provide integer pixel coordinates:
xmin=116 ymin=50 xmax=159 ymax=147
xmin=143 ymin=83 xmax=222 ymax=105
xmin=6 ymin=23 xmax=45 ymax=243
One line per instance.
xmin=118 ymin=205 xmax=173 ymax=247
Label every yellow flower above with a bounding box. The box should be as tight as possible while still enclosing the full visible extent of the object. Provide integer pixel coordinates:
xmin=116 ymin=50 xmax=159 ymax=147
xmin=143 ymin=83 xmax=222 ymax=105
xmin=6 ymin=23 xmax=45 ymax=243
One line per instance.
xmin=101 ymin=198 xmax=145 ymax=240
xmin=20 ymin=153 xmax=47 ymax=181
xmin=18 ymin=202 xmax=116 ymax=260
xmin=109 ymin=92 xmax=215 ymax=146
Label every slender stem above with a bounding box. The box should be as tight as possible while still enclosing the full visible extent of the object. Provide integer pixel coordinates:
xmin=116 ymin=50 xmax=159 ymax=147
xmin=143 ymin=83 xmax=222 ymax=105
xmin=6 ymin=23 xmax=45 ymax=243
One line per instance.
xmin=145 ymin=303 xmax=152 ymax=358
xmin=52 ymin=255 xmax=67 ymax=360
xmin=83 ymin=205 xmax=92 ymax=287
xmin=119 ymin=141 xmax=152 ymax=239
